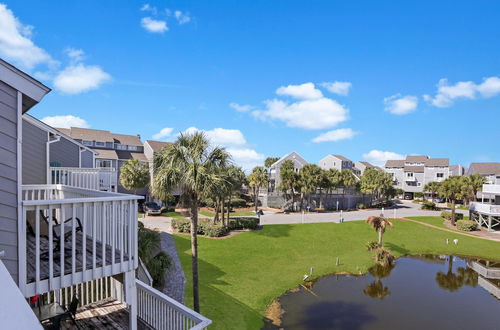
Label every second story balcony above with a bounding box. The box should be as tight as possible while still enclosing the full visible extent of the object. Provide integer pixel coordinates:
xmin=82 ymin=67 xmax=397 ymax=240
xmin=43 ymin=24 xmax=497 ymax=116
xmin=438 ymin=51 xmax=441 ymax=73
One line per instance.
xmin=50 ymin=167 xmax=118 ymax=192
xmin=20 ymin=184 xmax=142 ymax=298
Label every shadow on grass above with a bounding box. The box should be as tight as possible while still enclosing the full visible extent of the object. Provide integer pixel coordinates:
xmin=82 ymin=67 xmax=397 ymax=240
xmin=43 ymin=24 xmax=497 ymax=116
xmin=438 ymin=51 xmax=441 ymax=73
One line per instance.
xmin=173 ymin=234 xmax=265 ymax=329
xmin=253 ymin=224 xmax=293 ymax=238
xmin=384 ymin=242 xmax=410 ymax=255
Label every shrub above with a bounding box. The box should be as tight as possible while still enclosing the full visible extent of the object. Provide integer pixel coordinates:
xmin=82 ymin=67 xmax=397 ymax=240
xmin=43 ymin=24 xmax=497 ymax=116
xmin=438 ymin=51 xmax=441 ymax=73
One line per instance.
xmin=366 ymin=241 xmax=378 ymax=251
xmin=414 ymin=192 xmax=424 ymax=199
xmin=228 ymin=217 xmax=259 ymax=230
xmin=230 ymin=198 xmax=247 ymax=208
xmin=456 ymin=220 xmax=477 ymax=232
xmin=358 ymin=203 xmax=366 ymax=209
xmin=441 ymin=211 xmax=464 ymax=221
xmin=421 ymin=201 xmax=438 ymax=210
xmin=171 ymin=218 xmax=191 ymax=233
xmin=200 ymin=222 xmax=228 ymax=237
xmin=374 ymin=248 xmax=395 ymax=266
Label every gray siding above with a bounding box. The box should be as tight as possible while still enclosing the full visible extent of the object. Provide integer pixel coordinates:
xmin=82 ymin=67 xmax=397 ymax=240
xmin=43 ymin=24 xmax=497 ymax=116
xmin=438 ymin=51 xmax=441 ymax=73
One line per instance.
xmin=22 ymin=119 xmax=47 ymax=184
xmin=80 ymin=150 xmax=94 ymax=168
xmin=50 ymin=136 xmax=79 ymax=167
xmin=0 ymin=81 xmax=19 ymax=281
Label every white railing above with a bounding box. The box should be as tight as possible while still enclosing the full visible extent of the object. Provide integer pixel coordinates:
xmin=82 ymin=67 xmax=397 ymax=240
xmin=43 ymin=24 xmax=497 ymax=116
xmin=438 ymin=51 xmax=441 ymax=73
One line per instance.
xmin=470 ymin=202 xmax=500 ymax=215
xmin=483 ymin=184 xmax=500 ymax=195
xmin=50 ymin=167 xmax=117 ymax=192
xmin=20 ymin=184 xmax=142 ymax=298
xmin=136 ymin=280 xmax=212 ymax=330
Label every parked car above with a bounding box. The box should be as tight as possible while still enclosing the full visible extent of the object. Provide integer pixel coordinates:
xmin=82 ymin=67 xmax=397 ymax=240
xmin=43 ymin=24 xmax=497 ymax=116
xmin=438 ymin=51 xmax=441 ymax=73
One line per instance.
xmin=144 ymin=202 xmax=162 ymax=216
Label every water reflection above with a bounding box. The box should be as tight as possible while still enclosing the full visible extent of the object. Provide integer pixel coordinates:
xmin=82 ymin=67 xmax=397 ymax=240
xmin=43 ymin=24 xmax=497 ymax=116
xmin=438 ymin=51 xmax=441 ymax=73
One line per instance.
xmin=267 ymin=255 xmax=500 ymax=330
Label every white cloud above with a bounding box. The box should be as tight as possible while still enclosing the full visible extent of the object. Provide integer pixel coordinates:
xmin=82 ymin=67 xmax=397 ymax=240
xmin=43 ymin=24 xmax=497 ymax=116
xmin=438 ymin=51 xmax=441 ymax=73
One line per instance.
xmin=320 ymin=81 xmax=352 ymax=96
xmin=229 ymin=102 xmax=253 ymax=112
xmin=180 ymin=127 xmax=246 ymax=146
xmin=227 ymin=148 xmax=265 ymax=172
xmin=41 ymin=115 xmax=90 ymax=129
xmin=276 ymin=82 xmax=323 ymax=100
xmin=253 ymin=97 xmax=349 ymax=130
xmin=384 ymin=94 xmax=418 ymax=115
xmin=174 ymin=10 xmax=191 ymax=24
xmin=141 ymin=17 xmax=168 ymax=33
xmin=140 ymin=4 xmax=157 ymax=15
xmin=152 ymin=127 xmax=174 ymax=140
xmin=425 ymin=76 xmax=500 ymax=107
xmin=0 ymin=3 xmax=54 ymax=69
xmin=53 ymin=63 xmax=111 ymax=94
xmin=312 ymin=128 xmax=357 ymax=143
xmin=362 ymin=150 xmax=404 ymax=166
xmin=65 ymin=47 xmax=84 ymax=62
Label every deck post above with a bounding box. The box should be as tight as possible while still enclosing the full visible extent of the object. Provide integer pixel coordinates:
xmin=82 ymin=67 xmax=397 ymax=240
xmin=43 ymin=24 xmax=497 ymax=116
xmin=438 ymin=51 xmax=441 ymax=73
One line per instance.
xmin=488 ymin=215 xmax=493 ymax=232
xmin=124 ymin=270 xmax=137 ymax=330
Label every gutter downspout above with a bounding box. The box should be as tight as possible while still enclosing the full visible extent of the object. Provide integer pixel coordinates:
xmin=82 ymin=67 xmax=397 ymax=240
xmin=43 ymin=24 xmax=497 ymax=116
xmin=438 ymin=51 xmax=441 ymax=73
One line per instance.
xmin=46 ymin=133 xmax=61 ymax=184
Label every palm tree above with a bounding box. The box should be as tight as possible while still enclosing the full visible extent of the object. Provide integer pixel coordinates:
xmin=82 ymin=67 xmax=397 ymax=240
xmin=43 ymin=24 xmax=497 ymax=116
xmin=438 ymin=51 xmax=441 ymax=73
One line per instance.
xmin=299 ymin=164 xmax=322 ymax=210
xmin=468 ymin=174 xmax=486 ymax=202
xmin=247 ymin=166 xmax=267 ymax=213
xmin=340 ymin=170 xmax=356 ymax=209
xmin=366 ymin=214 xmax=394 ymax=248
xmin=278 ymin=160 xmax=299 ymax=207
xmin=119 ymin=159 xmax=150 ymax=195
xmin=424 ymin=181 xmax=441 ymax=202
xmin=151 ymin=132 xmax=230 ymax=312
xmin=225 ymin=166 xmax=246 ymax=221
xmin=438 ymin=176 xmax=467 ymax=226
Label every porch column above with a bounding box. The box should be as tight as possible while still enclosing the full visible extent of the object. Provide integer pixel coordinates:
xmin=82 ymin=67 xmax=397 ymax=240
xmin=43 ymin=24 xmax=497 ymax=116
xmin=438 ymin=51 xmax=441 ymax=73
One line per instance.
xmin=124 ymin=270 xmax=137 ymax=330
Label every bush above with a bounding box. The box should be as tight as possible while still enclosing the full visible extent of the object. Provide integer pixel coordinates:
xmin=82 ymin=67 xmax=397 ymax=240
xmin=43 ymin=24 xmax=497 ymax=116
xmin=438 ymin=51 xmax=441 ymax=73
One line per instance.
xmin=230 ymin=198 xmax=247 ymax=208
xmin=358 ymin=203 xmax=366 ymax=209
xmin=366 ymin=241 xmax=378 ymax=251
xmin=228 ymin=217 xmax=259 ymax=230
xmin=374 ymin=248 xmax=395 ymax=266
xmin=440 ymin=211 xmax=464 ymax=221
xmin=171 ymin=218 xmax=228 ymax=237
xmin=456 ymin=220 xmax=477 ymax=232
xmin=171 ymin=218 xmax=191 ymax=233
xmin=414 ymin=192 xmax=424 ymax=199
xmin=421 ymin=201 xmax=438 ymax=210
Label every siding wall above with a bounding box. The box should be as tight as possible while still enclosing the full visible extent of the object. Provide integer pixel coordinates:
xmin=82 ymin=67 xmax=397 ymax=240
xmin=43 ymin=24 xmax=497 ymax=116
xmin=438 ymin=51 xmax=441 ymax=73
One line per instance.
xmin=0 ymin=81 xmax=19 ymax=281
xmin=80 ymin=150 xmax=94 ymax=168
xmin=22 ymin=119 xmax=47 ymax=184
xmin=50 ymin=136 xmax=79 ymax=167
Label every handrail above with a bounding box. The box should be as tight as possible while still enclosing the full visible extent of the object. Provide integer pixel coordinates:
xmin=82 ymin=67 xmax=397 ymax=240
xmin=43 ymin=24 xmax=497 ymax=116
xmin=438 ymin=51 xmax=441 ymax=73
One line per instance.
xmin=136 ymin=279 xmax=212 ymax=329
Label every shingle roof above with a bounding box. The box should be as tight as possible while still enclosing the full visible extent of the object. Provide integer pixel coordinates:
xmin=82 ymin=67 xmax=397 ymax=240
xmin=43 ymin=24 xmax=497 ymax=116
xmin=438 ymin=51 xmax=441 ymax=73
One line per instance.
xmin=116 ymin=150 xmax=148 ymax=161
xmin=331 ymin=154 xmax=351 ymax=161
xmin=468 ymin=163 xmax=500 ymax=175
xmin=359 ymin=161 xmax=374 ymax=167
xmin=112 ymin=133 xmax=142 ymax=146
xmin=425 ymin=158 xmax=449 ymax=166
xmin=404 ymin=166 xmax=424 ymax=173
xmin=145 ymin=140 xmax=171 ymax=153
xmin=57 ymin=127 xmax=115 ymax=143
xmin=385 ymin=160 xmax=405 ymax=167
xmin=405 ymin=155 xmax=429 ymax=162
xmin=95 ymin=149 xmax=119 ymax=159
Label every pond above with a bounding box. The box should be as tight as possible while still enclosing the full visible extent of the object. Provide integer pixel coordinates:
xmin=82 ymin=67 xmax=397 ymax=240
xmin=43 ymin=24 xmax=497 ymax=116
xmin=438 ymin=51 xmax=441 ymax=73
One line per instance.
xmin=265 ymin=255 xmax=500 ymax=330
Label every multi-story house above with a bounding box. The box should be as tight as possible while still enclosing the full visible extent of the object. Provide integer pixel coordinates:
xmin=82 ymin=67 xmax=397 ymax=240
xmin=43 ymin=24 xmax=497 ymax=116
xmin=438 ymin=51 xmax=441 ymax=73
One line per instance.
xmin=467 ymin=163 xmax=500 ymax=184
xmin=319 ymin=154 xmax=354 ymax=172
xmin=0 ymin=59 xmax=210 ymax=329
xmin=384 ymin=155 xmax=450 ymax=199
xmin=450 ymin=164 xmax=465 ymax=176
xmin=470 ymin=181 xmax=500 ymax=232
xmin=57 ymin=127 xmax=149 ymax=195
xmin=354 ymin=161 xmax=381 ymax=175
xmin=267 ymin=152 xmax=308 ymax=193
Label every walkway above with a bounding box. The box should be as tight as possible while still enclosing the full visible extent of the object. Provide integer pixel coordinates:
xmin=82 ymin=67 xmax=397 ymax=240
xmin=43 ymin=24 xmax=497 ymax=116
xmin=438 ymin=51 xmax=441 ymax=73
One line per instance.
xmin=259 ymin=200 xmax=468 ymax=225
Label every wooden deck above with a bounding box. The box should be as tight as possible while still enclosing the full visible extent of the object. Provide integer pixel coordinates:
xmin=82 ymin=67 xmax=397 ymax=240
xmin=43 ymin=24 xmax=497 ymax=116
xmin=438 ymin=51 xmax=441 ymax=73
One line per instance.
xmin=27 ymin=232 xmax=128 ymax=282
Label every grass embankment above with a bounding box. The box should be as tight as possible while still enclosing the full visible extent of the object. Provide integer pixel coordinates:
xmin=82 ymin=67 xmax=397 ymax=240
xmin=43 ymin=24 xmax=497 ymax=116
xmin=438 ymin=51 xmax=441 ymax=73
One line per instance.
xmin=174 ymin=217 xmax=500 ymax=329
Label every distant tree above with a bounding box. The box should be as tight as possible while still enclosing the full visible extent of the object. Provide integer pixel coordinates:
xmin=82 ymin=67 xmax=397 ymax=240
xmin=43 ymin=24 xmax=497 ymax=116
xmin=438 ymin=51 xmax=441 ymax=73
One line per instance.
xmin=225 ymin=166 xmax=246 ymax=220
xmin=299 ymin=164 xmax=323 ymax=210
xmin=119 ymin=159 xmax=150 ymax=195
xmin=467 ymin=174 xmax=487 ymax=202
xmin=247 ymin=166 xmax=268 ymax=213
xmin=340 ymin=170 xmax=357 ymax=208
xmin=360 ymin=168 xmax=393 ymax=202
xmin=366 ymin=214 xmax=394 ymax=248
xmin=424 ymin=181 xmax=441 ymax=202
xmin=438 ymin=176 xmax=467 ymax=225
xmin=264 ymin=157 xmax=280 ymax=168
xmin=278 ymin=160 xmax=299 ymax=206
xmin=138 ymin=222 xmax=171 ymax=288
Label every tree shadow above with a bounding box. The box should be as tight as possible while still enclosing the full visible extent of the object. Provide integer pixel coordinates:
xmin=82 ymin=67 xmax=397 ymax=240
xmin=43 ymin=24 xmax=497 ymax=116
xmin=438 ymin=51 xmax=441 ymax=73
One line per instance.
xmin=384 ymin=242 xmax=410 ymax=255
xmin=253 ymin=224 xmax=293 ymax=238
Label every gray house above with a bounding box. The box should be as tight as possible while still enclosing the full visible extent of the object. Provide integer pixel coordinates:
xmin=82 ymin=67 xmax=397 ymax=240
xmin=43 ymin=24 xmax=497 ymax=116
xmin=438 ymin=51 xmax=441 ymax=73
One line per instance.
xmin=319 ymin=154 xmax=353 ymax=172
xmin=466 ymin=163 xmax=500 ymax=184
xmin=354 ymin=161 xmax=381 ymax=175
xmin=268 ymin=152 xmax=308 ymax=193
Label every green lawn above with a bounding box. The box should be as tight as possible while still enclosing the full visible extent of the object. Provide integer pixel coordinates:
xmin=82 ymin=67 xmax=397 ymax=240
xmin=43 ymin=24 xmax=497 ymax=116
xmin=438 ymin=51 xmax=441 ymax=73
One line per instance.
xmin=174 ymin=217 xmax=500 ymax=329
xmin=162 ymin=211 xmax=185 ymax=218
xmin=407 ymin=216 xmax=448 ymax=228
xmin=199 ymin=210 xmax=256 ymax=217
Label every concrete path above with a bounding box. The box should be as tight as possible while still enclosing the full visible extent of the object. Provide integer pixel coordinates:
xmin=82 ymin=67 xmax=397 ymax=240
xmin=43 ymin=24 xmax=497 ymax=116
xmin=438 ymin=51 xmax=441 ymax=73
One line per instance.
xmin=140 ymin=215 xmax=174 ymax=233
xmin=259 ymin=200 xmax=468 ymax=225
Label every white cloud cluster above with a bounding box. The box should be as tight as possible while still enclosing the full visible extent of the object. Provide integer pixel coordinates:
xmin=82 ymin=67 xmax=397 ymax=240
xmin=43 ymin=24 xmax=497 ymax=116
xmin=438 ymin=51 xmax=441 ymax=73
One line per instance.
xmin=384 ymin=94 xmax=418 ymax=115
xmin=174 ymin=10 xmax=191 ymax=24
xmin=152 ymin=127 xmax=174 ymax=140
xmin=252 ymin=82 xmax=349 ymax=130
xmin=141 ymin=17 xmax=168 ymax=33
xmin=41 ymin=115 xmax=90 ymax=129
xmin=226 ymin=148 xmax=265 ymax=172
xmin=312 ymin=128 xmax=357 ymax=143
xmin=0 ymin=4 xmax=54 ymax=69
xmin=424 ymin=77 xmax=500 ymax=107
xmin=53 ymin=62 xmax=111 ymax=94
xmin=229 ymin=102 xmax=253 ymax=112
xmin=320 ymin=81 xmax=352 ymax=96
xmin=362 ymin=150 xmax=404 ymax=166
xmin=179 ymin=127 xmax=247 ymax=146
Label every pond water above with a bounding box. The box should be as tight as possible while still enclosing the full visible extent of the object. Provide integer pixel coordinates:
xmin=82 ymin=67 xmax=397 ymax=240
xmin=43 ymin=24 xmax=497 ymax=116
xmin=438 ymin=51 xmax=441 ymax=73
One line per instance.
xmin=265 ymin=255 xmax=500 ymax=330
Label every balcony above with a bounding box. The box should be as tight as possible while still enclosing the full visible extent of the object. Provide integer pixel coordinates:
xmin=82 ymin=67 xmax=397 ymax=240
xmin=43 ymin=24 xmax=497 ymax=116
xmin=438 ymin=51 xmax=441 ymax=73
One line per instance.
xmin=482 ymin=184 xmax=500 ymax=195
xmin=469 ymin=202 xmax=500 ymax=216
xmin=50 ymin=167 xmax=117 ymax=192
xmin=20 ymin=184 xmax=142 ymax=297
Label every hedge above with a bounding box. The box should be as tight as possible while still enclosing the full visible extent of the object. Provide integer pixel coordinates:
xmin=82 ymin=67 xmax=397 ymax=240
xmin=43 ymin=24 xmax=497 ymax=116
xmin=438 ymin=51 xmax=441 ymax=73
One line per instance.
xmin=228 ymin=217 xmax=259 ymax=230
xmin=440 ymin=211 xmax=464 ymax=221
xmin=421 ymin=201 xmax=438 ymax=210
xmin=171 ymin=218 xmax=228 ymax=237
xmin=456 ymin=220 xmax=477 ymax=232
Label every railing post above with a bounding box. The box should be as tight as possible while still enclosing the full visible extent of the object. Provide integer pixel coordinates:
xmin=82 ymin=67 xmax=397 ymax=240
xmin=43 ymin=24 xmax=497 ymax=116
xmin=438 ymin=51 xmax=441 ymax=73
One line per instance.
xmin=125 ymin=270 xmax=137 ymax=330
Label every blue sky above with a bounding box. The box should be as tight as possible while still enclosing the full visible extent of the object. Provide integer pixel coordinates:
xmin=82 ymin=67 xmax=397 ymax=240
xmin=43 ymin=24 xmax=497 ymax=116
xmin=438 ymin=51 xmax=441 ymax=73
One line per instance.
xmin=2 ymin=1 xmax=500 ymax=170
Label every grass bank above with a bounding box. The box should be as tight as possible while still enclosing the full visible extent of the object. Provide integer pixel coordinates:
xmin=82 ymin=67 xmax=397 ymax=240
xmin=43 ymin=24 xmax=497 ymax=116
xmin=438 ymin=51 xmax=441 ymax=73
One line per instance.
xmin=174 ymin=218 xmax=500 ymax=329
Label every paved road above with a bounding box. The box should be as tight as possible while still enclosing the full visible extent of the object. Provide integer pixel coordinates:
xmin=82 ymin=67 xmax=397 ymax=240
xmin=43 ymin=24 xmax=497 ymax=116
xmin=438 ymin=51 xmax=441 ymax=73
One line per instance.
xmin=259 ymin=200 xmax=468 ymax=225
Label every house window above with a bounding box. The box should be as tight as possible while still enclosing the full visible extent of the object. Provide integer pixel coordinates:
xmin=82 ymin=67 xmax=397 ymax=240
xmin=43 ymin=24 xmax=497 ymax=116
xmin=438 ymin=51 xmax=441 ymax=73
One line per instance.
xmin=436 ymin=173 xmax=444 ymax=179
xmin=417 ymin=182 xmax=421 ymax=186
xmin=116 ymin=144 xmax=127 ymax=150
xmin=95 ymin=141 xmax=105 ymax=147
xmin=407 ymin=172 xmax=414 ymax=178
xmin=128 ymin=145 xmax=138 ymax=151
xmin=82 ymin=140 xmax=93 ymax=146
xmin=97 ymin=159 xmax=112 ymax=168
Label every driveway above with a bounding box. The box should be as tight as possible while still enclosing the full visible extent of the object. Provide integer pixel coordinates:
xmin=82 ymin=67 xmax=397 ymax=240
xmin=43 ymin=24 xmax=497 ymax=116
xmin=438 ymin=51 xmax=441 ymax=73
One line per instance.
xmin=140 ymin=215 xmax=173 ymax=233
xmin=259 ymin=200 xmax=468 ymax=225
